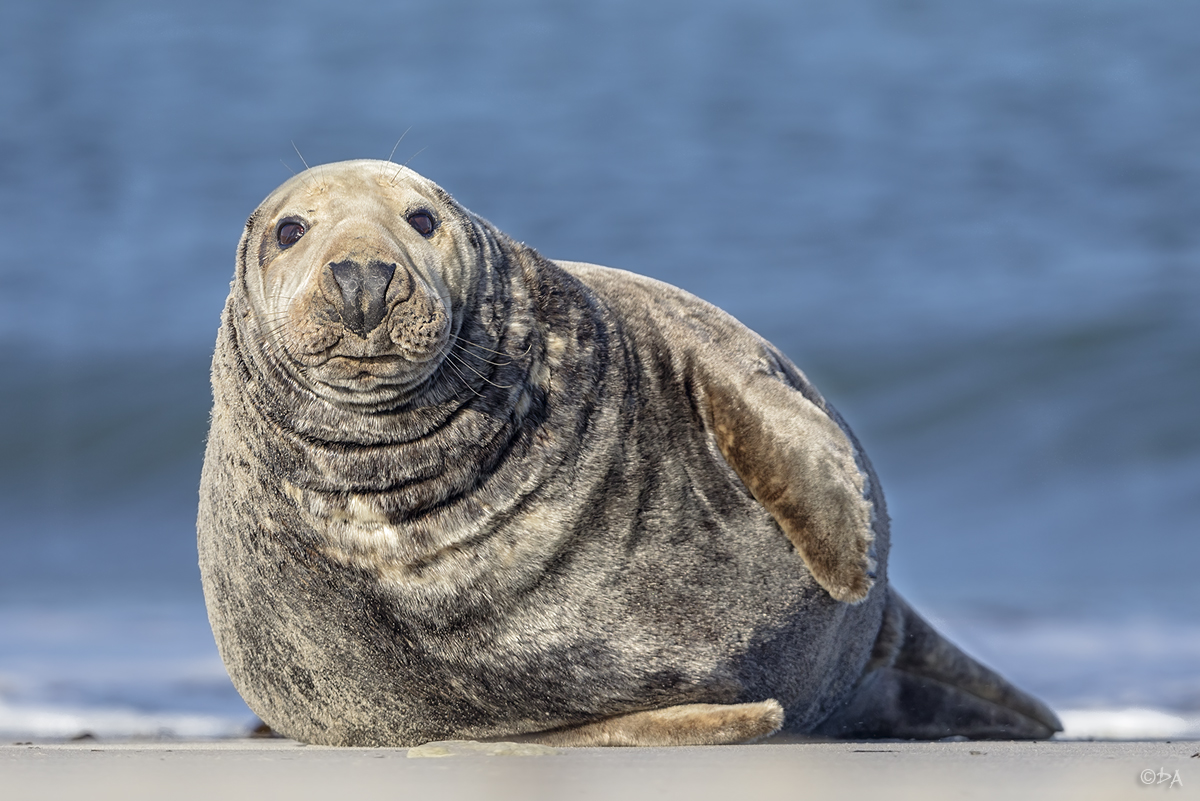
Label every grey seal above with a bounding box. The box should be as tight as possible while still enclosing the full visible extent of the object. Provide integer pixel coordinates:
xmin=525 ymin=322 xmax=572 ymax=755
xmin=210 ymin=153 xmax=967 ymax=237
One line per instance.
xmin=198 ymin=159 xmax=1061 ymax=747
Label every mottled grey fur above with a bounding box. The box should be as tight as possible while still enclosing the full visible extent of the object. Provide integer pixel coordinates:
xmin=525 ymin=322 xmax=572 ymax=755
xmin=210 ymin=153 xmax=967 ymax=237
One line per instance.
xmin=198 ymin=160 xmax=1060 ymax=746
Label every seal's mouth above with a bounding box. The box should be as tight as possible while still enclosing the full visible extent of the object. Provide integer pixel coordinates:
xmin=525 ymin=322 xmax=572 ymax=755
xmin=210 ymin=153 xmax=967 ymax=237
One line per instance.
xmin=331 ymin=355 xmax=406 ymax=364
xmin=325 ymin=354 xmax=407 ymax=378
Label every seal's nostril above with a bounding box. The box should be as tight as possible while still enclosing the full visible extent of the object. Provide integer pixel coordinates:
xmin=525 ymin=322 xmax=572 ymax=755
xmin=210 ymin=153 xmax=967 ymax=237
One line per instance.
xmin=330 ymin=261 xmax=361 ymax=297
xmin=329 ymin=260 xmax=366 ymax=336
xmin=361 ymin=261 xmax=396 ymax=333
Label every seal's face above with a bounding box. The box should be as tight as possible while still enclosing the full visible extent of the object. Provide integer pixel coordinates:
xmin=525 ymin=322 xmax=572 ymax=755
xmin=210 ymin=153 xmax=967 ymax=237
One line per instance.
xmin=239 ymin=160 xmax=479 ymax=407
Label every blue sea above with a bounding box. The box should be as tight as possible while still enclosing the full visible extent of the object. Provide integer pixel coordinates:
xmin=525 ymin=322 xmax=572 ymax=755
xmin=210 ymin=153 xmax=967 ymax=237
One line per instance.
xmin=1 ymin=0 xmax=1197 ymax=740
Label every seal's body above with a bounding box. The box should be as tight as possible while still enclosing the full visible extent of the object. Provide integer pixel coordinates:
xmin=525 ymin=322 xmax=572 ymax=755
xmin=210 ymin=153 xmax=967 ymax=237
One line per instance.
xmin=198 ymin=160 xmax=1060 ymax=746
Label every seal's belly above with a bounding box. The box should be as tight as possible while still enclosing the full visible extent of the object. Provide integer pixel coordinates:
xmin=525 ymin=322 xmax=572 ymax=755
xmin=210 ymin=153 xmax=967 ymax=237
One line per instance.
xmin=283 ymin=438 xmax=857 ymax=739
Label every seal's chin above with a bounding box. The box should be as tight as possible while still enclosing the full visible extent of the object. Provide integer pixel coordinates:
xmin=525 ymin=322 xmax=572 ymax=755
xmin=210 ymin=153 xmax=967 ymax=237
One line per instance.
xmin=305 ymin=351 xmax=447 ymax=406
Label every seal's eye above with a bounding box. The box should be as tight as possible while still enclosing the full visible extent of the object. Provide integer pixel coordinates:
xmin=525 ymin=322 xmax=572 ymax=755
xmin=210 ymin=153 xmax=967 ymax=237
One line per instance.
xmin=277 ymin=221 xmax=306 ymax=247
xmin=406 ymin=211 xmax=437 ymax=237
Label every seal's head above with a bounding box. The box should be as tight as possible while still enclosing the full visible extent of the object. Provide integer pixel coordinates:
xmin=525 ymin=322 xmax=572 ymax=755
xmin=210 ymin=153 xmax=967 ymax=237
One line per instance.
xmin=236 ymin=159 xmax=487 ymax=408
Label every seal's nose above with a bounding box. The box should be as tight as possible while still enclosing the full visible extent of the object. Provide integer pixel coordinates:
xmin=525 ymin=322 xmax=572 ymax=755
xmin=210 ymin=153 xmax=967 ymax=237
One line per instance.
xmin=328 ymin=259 xmax=396 ymax=337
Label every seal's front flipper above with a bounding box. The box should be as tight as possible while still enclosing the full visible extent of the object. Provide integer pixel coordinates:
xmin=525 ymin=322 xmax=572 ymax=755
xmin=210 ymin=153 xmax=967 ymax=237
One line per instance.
xmin=516 ymin=701 xmax=784 ymax=746
xmin=707 ymin=362 xmax=878 ymax=603
xmin=814 ymin=591 xmax=1062 ymax=740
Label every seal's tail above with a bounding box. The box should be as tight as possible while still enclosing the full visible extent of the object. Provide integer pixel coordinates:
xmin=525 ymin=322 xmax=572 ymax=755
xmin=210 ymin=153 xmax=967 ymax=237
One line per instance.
xmin=814 ymin=589 xmax=1062 ymax=740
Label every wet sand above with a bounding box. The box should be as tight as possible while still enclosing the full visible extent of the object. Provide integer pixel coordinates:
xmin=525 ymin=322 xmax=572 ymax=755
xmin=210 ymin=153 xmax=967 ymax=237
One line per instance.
xmin=3 ymin=738 xmax=1195 ymax=801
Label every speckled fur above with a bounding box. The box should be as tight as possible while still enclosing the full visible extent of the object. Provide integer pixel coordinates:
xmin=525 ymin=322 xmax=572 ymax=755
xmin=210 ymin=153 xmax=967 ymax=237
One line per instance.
xmin=198 ymin=160 xmax=1060 ymax=746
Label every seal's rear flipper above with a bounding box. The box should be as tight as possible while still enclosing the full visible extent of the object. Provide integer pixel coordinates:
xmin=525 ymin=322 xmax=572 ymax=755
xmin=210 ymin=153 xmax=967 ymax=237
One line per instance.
xmin=814 ymin=591 xmax=1062 ymax=740
xmin=515 ymin=701 xmax=785 ymax=746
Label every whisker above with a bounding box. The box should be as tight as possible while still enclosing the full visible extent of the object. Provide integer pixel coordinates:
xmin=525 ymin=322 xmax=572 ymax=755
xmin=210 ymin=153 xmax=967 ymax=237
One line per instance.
xmin=452 ymin=346 xmax=512 ymax=367
xmin=291 ymin=140 xmax=311 ymax=171
xmin=447 ymin=350 xmax=515 ymax=390
xmin=403 ymin=147 xmax=426 ymax=169
xmin=283 ymin=145 xmax=320 ymax=193
xmin=384 ymin=127 xmax=413 ymax=175
xmin=391 ymin=146 xmax=427 ymax=185
xmin=455 ymin=325 xmax=535 ymax=360
xmin=257 ymin=332 xmax=308 ymax=378
xmin=291 ymin=141 xmax=328 ymax=192
xmin=439 ymin=353 xmax=483 ymax=398
xmin=455 ymin=335 xmax=532 ymax=361
xmin=450 ymin=330 xmax=514 ymax=363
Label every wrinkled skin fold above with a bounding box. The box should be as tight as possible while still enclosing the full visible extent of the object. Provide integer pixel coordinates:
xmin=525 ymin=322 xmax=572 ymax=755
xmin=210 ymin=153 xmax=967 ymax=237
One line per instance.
xmin=198 ymin=160 xmax=1061 ymax=746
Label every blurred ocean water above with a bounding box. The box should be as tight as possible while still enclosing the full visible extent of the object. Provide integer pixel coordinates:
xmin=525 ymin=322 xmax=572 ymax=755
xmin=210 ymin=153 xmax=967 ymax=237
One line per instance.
xmin=1 ymin=0 xmax=1197 ymax=738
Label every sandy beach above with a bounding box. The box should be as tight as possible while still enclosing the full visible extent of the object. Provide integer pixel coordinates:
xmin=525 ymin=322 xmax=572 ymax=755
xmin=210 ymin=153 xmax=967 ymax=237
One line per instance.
xmin=4 ymin=738 xmax=1195 ymax=801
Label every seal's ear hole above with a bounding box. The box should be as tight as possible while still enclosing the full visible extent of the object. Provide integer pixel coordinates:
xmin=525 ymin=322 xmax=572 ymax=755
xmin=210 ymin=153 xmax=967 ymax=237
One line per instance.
xmin=277 ymin=220 xmax=306 ymax=248
xmin=406 ymin=210 xmax=437 ymax=238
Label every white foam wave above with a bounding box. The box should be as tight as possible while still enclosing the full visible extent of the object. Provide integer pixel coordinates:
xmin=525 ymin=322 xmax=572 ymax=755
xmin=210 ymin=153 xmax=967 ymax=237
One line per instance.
xmin=0 ymin=698 xmax=250 ymax=740
xmin=1056 ymin=708 xmax=1200 ymax=741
